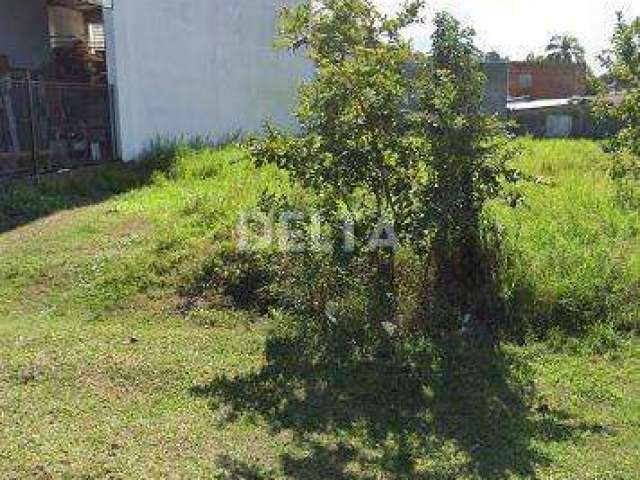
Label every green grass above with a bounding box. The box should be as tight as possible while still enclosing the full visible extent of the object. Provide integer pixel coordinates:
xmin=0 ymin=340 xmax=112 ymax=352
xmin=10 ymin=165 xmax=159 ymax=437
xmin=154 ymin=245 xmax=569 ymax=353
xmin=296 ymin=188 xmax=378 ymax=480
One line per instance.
xmin=491 ymin=138 xmax=639 ymax=335
xmin=0 ymin=141 xmax=638 ymax=478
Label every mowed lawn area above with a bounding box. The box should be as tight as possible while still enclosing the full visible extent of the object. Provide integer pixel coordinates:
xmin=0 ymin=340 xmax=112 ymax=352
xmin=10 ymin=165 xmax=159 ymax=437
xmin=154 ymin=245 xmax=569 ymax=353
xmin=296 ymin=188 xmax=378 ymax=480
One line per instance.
xmin=0 ymin=140 xmax=638 ymax=479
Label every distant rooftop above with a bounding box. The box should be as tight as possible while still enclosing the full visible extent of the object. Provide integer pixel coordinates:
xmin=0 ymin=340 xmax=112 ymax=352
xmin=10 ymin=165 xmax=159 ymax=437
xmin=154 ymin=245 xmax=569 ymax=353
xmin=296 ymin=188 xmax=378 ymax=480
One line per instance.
xmin=507 ymin=96 xmax=594 ymax=111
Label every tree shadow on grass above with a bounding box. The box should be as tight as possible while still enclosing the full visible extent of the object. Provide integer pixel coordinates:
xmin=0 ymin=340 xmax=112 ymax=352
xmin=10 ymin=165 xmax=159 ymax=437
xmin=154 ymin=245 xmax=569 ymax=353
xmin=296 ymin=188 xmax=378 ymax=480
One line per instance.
xmin=192 ymin=337 xmax=607 ymax=479
xmin=0 ymin=138 xmax=219 ymax=234
xmin=0 ymin=162 xmax=138 ymax=233
xmin=214 ymin=454 xmax=274 ymax=480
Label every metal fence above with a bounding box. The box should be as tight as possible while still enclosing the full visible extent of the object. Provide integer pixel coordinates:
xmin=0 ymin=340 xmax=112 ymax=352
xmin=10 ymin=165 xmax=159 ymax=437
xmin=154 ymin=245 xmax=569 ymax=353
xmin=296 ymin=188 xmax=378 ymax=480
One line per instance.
xmin=0 ymin=75 xmax=116 ymax=180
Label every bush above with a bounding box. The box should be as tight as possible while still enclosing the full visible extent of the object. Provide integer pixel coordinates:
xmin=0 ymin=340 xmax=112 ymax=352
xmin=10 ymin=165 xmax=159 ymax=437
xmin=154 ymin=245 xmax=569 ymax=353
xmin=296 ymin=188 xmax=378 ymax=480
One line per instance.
xmin=611 ymin=150 xmax=640 ymax=208
xmin=598 ymin=14 xmax=640 ymax=209
xmin=250 ymin=1 xmax=516 ymax=359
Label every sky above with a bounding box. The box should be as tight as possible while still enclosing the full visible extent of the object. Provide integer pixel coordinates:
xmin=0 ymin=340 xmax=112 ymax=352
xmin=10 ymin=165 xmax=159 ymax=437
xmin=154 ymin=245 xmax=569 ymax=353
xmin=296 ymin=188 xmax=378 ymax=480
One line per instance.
xmin=374 ymin=0 xmax=640 ymax=72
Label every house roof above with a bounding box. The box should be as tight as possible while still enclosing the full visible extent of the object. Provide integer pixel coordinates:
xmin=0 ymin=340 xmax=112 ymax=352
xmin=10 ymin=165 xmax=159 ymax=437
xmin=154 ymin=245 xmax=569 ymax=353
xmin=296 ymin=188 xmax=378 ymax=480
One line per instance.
xmin=507 ymin=97 xmax=594 ymax=112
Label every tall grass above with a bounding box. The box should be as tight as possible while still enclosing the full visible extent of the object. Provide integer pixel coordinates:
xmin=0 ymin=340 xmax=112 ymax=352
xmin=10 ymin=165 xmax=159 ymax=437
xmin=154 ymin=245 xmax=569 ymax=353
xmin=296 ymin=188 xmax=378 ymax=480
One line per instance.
xmin=73 ymin=145 xmax=293 ymax=316
xmin=490 ymin=139 xmax=639 ymax=336
xmin=2 ymin=139 xmax=635 ymax=340
xmin=0 ymin=143 xmax=294 ymax=322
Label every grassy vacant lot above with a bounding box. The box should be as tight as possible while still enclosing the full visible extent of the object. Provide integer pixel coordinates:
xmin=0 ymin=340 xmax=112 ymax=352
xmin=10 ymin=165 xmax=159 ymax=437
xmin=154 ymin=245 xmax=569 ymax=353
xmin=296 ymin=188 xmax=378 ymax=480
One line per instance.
xmin=0 ymin=140 xmax=638 ymax=479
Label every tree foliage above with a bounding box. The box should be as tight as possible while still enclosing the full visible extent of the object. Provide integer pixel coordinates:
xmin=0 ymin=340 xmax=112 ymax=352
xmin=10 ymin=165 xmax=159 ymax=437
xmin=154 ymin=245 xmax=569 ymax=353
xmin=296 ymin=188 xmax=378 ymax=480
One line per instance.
xmin=545 ymin=34 xmax=586 ymax=65
xmin=585 ymin=68 xmax=607 ymax=96
xmin=257 ymin=0 xmax=430 ymax=243
xmin=602 ymin=14 xmax=640 ymax=207
xmin=606 ymin=14 xmax=640 ymax=156
xmin=251 ymin=0 xmax=515 ymax=337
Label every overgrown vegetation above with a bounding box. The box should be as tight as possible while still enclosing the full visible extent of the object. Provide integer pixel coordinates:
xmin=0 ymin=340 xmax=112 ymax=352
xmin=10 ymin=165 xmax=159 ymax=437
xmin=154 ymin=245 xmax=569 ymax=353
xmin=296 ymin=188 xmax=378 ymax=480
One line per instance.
xmin=0 ymin=140 xmax=638 ymax=477
xmin=490 ymin=139 xmax=639 ymax=339
xmin=250 ymin=1 xmax=518 ymax=362
xmin=0 ymin=2 xmax=638 ymax=477
xmin=598 ymin=13 xmax=640 ymax=207
xmin=0 ymin=163 xmax=141 ymax=232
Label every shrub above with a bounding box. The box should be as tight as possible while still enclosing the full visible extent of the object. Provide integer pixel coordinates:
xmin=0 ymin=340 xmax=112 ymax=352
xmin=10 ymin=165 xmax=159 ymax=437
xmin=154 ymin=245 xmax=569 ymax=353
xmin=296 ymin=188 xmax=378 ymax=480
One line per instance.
xmin=598 ymin=14 xmax=640 ymax=206
xmin=611 ymin=149 xmax=640 ymax=208
xmin=250 ymin=1 xmax=516 ymax=358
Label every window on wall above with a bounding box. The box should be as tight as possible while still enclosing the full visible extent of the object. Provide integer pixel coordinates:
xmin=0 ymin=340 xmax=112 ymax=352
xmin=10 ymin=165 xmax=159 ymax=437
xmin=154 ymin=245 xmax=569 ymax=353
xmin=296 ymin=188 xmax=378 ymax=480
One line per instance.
xmin=546 ymin=114 xmax=573 ymax=137
xmin=518 ymin=73 xmax=533 ymax=91
xmin=88 ymin=23 xmax=105 ymax=54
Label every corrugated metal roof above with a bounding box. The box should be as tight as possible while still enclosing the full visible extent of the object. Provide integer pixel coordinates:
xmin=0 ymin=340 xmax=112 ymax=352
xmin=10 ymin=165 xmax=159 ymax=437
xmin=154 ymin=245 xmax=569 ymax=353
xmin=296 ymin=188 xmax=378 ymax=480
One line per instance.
xmin=507 ymin=96 xmax=594 ymax=111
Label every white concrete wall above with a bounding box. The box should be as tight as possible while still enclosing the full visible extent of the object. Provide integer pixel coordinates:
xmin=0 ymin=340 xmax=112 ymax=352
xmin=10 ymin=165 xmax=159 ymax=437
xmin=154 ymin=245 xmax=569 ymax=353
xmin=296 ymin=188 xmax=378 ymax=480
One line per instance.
xmin=105 ymin=0 xmax=312 ymax=161
xmin=0 ymin=0 xmax=49 ymax=69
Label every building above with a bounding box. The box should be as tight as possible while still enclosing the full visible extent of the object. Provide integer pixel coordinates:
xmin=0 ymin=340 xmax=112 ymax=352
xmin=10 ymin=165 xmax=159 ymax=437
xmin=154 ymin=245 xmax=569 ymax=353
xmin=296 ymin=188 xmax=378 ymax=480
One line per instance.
xmin=0 ymin=0 xmax=106 ymax=76
xmin=505 ymin=61 xmax=593 ymax=138
xmin=1 ymin=0 xmax=310 ymax=175
xmin=509 ymin=61 xmax=587 ymax=100
xmin=481 ymin=55 xmax=509 ymax=116
xmin=1 ymin=0 xmax=112 ymax=177
xmin=104 ymin=0 xmax=311 ymax=161
xmin=508 ymin=97 xmax=594 ymax=138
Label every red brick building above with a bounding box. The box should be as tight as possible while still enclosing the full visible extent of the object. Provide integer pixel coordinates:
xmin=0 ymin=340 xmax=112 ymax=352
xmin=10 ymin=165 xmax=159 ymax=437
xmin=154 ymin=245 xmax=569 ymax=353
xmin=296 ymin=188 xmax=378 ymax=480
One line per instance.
xmin=509 ymin=62 xmax=587 ymax=99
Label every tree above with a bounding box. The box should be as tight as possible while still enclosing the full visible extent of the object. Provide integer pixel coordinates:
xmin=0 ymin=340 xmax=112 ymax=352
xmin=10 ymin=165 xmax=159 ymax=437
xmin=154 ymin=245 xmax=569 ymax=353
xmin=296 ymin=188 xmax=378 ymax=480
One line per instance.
xmin=261 ymin=0 xmax=428 ymax=241
xmin=605 ymin=13 xmax=640 ymax=155
xmin=600 ymin=13 xmax=640 ymax=206
xmin=525 ymin=52 xmax=544 ymax=63
xmin=545 ymin=34 xmax=586 ymax=64
xmin=251 ymin=0 xmax=513 ymax=339
xmin=586 ymin=67 xmax=607 ymax=96
xmin=415 ymin=13 xmax=514 ymax=334
xmin=253 ymin=0 xmax=428 ymax=331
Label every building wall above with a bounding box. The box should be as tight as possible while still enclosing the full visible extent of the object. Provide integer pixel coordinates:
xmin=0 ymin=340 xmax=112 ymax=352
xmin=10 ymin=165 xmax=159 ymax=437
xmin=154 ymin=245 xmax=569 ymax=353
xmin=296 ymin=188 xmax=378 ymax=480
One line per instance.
xmin=48 ymin=6 xmax=86 ymax=40
xmin=0 ymin=0 xmax=49 ymax=70
xmin=482 ymin=61 xmax=508 ymax=116
xmin=509 ymin=62 xmax=587 ymax=99
xmin=105 ymin=0 xmax=312 ymax=161
xmin=511 ymin=105 xmax=592 ymax=138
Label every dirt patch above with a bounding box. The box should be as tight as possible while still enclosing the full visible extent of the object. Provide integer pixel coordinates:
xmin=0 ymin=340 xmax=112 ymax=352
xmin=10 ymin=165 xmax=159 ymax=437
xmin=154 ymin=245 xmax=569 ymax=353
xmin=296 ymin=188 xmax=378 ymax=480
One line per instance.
xmin=108 ymin=215 xmax=151 ymax=239
xmin=0 ymin=206 xmax=100 ymax=255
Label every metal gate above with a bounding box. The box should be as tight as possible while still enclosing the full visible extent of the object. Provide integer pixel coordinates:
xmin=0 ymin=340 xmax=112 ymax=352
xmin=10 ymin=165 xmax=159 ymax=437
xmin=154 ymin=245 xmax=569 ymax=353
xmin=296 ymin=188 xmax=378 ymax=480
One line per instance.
xmin=0 ymin=74 xmax=116 ymax=180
